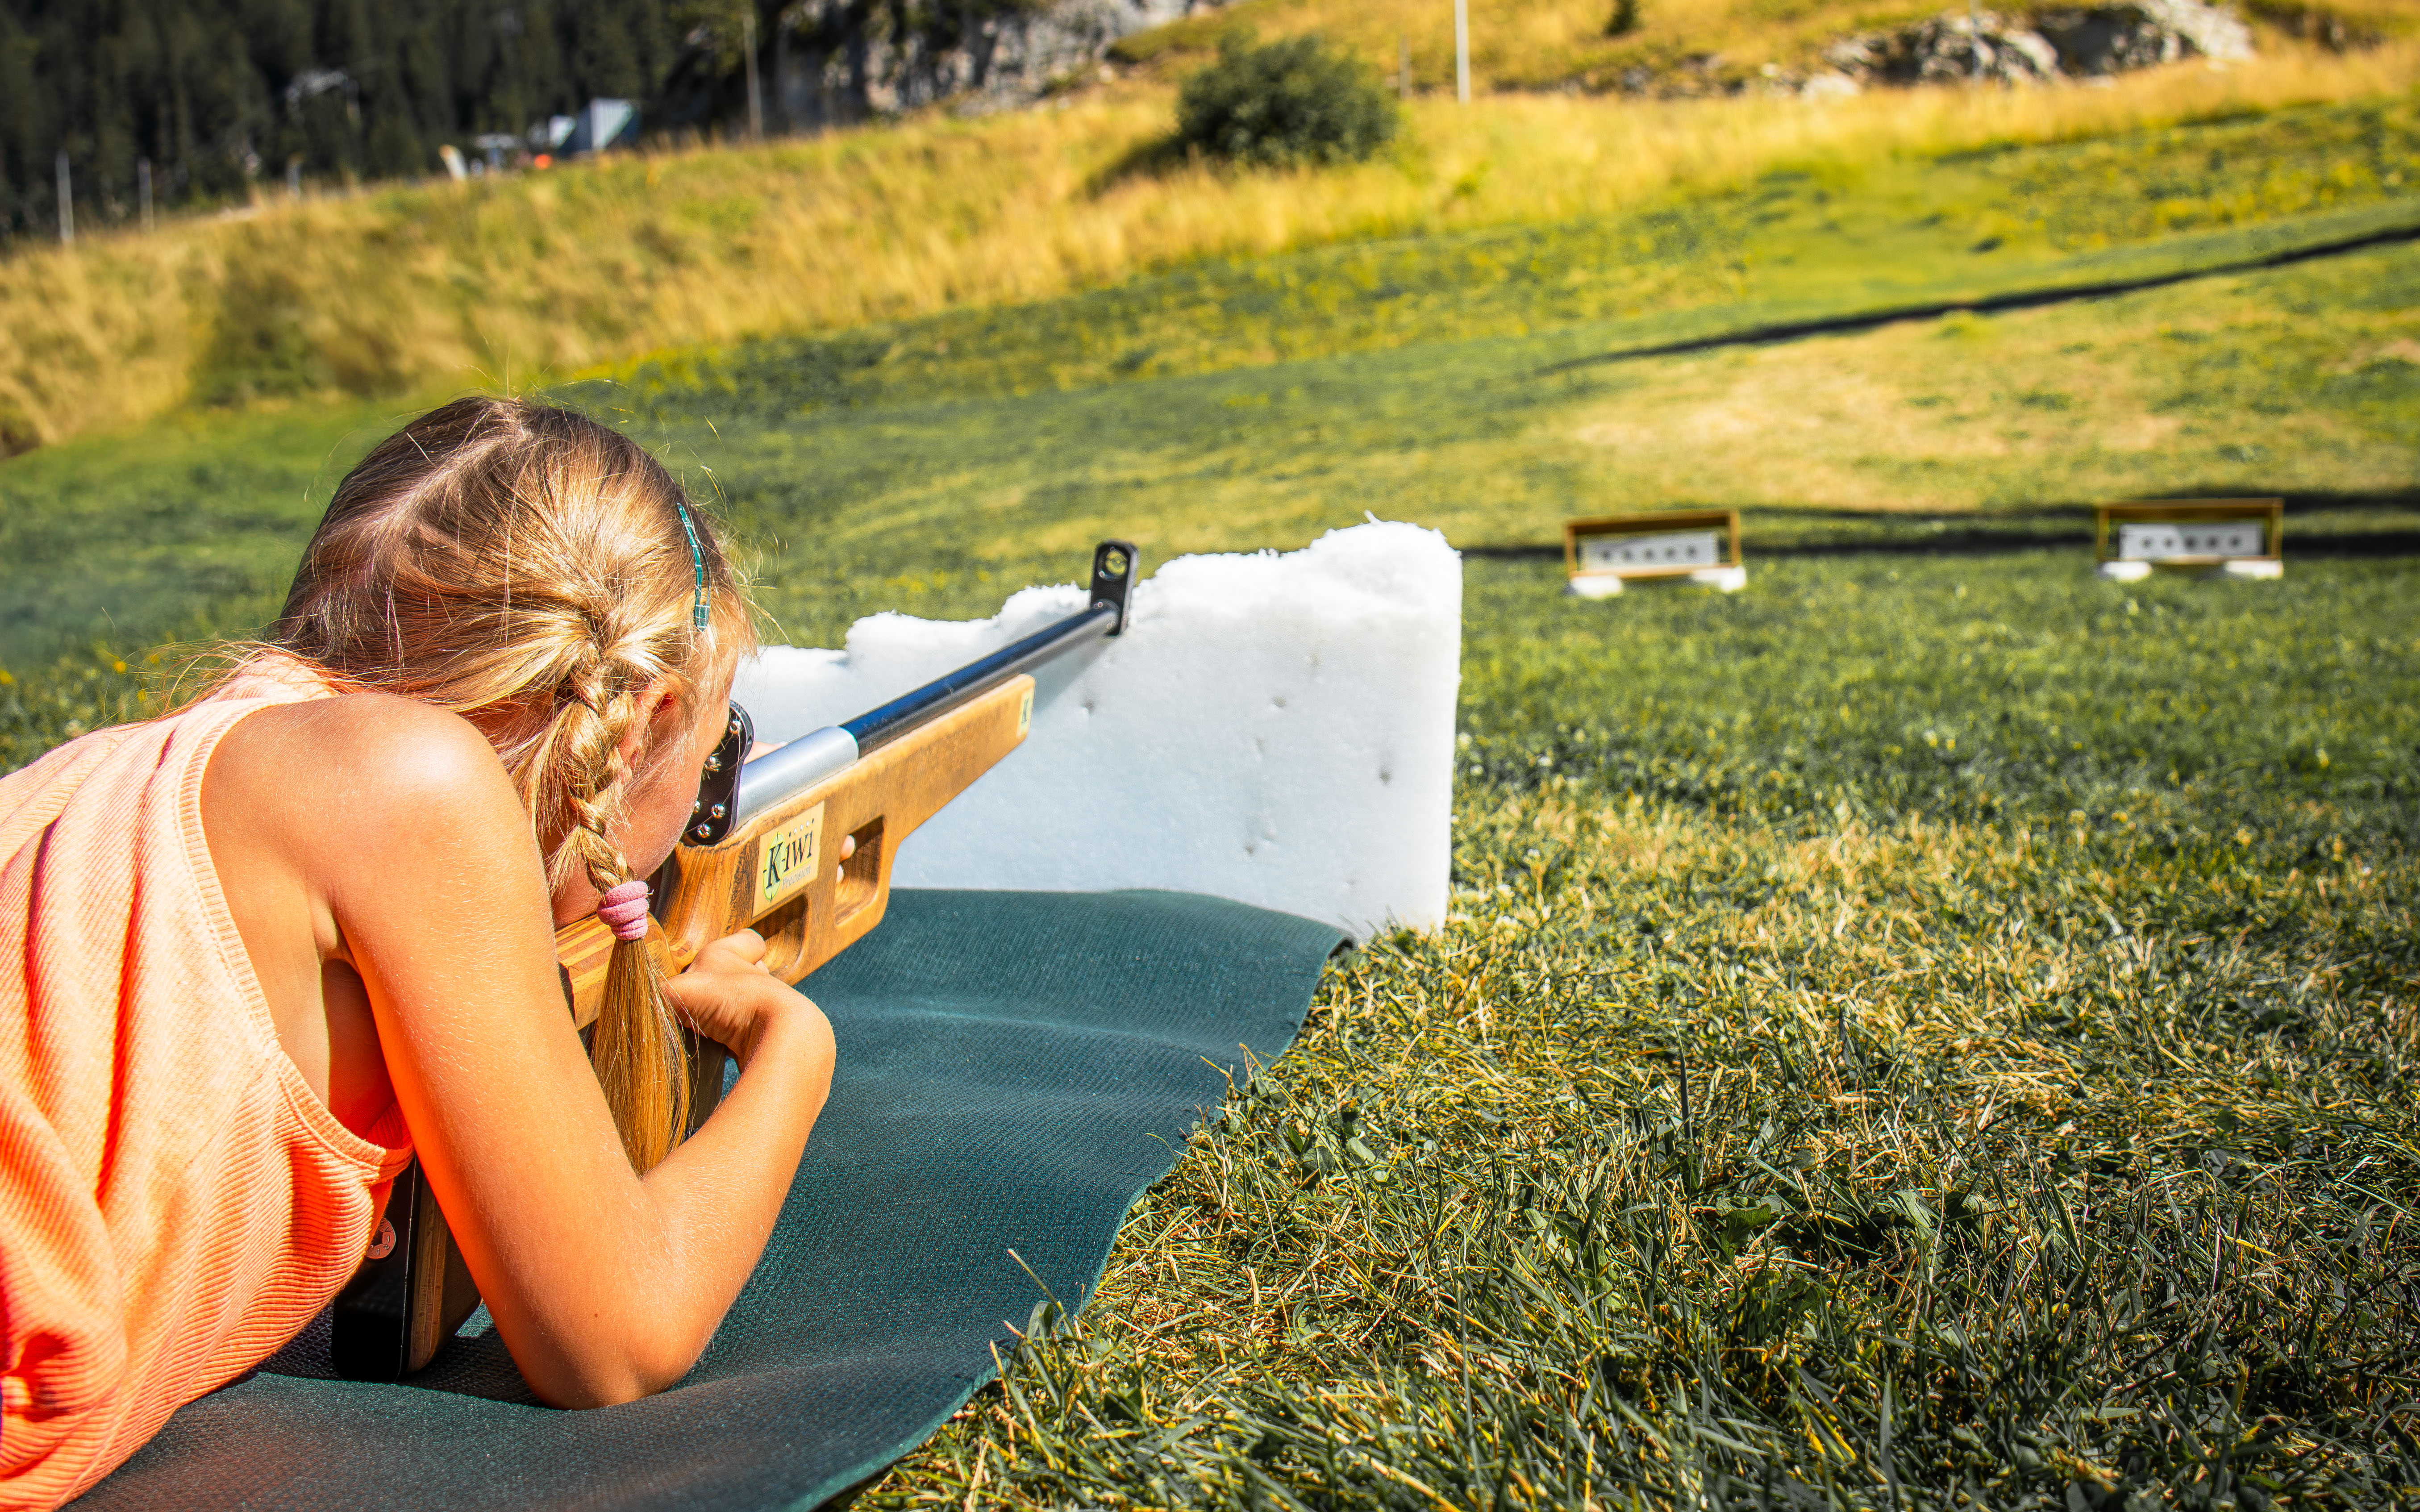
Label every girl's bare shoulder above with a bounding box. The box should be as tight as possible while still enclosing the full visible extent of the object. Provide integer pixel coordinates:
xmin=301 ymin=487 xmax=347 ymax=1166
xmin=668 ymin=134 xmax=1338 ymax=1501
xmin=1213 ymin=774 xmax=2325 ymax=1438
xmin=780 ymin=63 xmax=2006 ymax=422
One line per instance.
xmin=208 ymin=692 xmax=526 ymax=850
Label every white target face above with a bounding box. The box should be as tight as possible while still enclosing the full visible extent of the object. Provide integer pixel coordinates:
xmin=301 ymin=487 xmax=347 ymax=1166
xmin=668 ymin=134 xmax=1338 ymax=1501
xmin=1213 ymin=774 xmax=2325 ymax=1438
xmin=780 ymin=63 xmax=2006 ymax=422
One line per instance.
xmin=2116 ymin=521 xmax=2266 ymax=561
xmin=1578 ymin=530 xmax=1722 ymax=572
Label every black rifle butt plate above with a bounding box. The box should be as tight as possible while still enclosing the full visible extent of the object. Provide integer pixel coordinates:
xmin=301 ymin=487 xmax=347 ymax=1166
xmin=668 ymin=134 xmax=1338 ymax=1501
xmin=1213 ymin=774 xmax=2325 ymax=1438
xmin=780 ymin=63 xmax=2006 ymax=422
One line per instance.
xmin=331 ymin=1159 xmax=480 ymax=1381
xmin=330 ymin=1161 xmax=424 ymax=1382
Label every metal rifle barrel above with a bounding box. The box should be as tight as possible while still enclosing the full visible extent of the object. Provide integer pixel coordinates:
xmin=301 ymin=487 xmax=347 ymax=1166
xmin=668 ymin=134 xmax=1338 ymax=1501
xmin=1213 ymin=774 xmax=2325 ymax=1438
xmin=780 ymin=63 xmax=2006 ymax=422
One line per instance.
xmin=728 ymin=541 xmax=1136 ymax=831
xmin=841 ymin=601 xmax=1114 ymax=755
xmin=728 ymin=607 xmax=1112 ymax=830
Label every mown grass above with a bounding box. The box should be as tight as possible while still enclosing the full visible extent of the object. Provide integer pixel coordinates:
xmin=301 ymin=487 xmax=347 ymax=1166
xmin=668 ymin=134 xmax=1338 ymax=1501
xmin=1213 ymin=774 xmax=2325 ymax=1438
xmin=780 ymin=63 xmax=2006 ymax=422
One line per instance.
xmin=860 ymin=554 xmax=2420 ymax=1512
xmin=0 ymin=401 xmax=391 ymax=675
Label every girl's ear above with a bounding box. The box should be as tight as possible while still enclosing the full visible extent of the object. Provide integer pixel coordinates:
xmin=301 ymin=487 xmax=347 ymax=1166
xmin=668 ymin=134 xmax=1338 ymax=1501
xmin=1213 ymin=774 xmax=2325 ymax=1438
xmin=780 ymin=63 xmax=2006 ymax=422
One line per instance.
xmin=621 ymin=677 xmax=684 ymax=774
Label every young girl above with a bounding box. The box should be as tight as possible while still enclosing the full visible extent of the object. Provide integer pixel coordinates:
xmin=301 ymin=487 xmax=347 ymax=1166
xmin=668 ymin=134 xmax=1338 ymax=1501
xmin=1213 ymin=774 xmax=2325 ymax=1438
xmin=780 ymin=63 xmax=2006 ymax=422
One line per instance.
xmin=0 ymin=397 xmax=835 ymax=1508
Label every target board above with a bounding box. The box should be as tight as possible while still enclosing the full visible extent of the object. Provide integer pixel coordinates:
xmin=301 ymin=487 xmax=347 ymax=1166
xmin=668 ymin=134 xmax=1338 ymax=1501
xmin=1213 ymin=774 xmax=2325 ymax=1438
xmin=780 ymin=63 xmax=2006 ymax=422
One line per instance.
xmin=1563 ymin=509 xmax=1746 ymax=599
xmin=2095 ymin=500 xmax=2283 ymax=582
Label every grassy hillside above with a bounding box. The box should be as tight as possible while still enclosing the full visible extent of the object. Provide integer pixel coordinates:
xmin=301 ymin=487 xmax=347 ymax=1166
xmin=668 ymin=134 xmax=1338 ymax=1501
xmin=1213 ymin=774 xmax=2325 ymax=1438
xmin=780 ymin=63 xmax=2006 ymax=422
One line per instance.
xmin=626 ymin=92 xmax=2420 ymax=412
xmin=4 ymin=92 xmax=2417 ymax=683
xmin=635 ymin=221 xmax=2418 ymax=657
xmin=0 ymin=27 xmax=2412 ymax=458
xmin=572 ymin=97 xmax=2420 ymax=648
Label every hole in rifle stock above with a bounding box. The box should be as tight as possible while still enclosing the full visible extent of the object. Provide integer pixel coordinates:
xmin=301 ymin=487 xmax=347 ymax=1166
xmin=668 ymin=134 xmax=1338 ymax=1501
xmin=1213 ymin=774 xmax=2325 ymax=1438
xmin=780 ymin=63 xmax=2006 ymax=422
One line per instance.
xmin=756 ymin=894 xmax=811 ymax=979
xmin=834 ymin=818 xmax=884 ymax=926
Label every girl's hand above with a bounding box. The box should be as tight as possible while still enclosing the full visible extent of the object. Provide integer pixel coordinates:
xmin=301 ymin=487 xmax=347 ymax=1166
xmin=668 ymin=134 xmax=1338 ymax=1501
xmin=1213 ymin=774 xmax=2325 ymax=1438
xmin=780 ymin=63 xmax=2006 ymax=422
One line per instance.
xmin=663 ymin=930 xmax=822 ymax=1068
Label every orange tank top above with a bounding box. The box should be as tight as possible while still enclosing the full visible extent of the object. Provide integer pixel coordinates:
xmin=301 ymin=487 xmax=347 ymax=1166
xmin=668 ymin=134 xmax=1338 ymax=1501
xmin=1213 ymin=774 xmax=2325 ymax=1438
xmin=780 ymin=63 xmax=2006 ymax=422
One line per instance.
xmin=0 ymin=663 xmax=413 ymax=1509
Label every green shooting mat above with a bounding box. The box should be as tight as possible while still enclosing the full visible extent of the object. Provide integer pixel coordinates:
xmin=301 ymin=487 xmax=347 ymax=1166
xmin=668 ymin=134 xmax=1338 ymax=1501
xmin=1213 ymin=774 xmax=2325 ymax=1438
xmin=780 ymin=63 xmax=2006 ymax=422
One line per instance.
xmin=80 ymin=889 xmax=1344 ymax=1511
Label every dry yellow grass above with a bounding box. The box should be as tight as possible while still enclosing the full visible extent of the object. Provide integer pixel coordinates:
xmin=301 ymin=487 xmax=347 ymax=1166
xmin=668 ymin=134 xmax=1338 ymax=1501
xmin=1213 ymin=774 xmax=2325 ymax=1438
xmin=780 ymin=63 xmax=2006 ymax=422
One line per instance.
xmin=1 ymin=34 xmax=2412 ymax=456
xmin=1112 ymin=0 xmax=2420 ymax=88
xmin=1115 ymin=0 xmax=1945 ymax=86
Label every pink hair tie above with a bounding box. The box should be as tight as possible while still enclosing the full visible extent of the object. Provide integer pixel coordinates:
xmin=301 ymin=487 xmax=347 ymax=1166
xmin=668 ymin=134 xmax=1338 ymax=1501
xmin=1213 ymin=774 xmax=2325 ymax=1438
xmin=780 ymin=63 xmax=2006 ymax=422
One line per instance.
xmin=596 ymin=880 xmax=653 ymax=942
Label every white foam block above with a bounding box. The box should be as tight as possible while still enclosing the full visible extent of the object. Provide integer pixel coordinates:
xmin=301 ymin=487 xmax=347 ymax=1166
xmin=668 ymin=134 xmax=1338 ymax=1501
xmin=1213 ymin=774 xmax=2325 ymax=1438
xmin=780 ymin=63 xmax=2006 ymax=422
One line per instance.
xmin=733 ymin=522 xmax=1462 ymax=938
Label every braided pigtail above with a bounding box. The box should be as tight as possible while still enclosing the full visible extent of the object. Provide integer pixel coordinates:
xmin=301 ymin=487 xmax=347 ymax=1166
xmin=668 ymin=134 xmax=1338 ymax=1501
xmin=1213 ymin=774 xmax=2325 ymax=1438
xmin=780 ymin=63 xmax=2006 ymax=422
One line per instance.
xmin=550 ymin=668 xmax=691 ymax=1172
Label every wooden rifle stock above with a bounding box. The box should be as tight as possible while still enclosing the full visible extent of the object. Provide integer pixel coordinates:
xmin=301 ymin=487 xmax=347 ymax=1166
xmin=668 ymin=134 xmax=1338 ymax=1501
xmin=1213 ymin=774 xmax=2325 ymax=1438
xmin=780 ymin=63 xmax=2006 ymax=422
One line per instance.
xmin=554 ymin=673 xmax=1034 ymax=1027
xmin=330 ymin=542 xmax=1135 ymax=1380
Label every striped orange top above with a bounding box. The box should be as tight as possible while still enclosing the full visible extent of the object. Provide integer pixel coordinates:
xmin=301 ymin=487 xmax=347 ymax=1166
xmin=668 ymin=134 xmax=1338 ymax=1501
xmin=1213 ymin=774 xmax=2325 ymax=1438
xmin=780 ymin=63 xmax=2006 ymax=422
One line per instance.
xmin=0 ymin=663 xmax=413 ymax=1509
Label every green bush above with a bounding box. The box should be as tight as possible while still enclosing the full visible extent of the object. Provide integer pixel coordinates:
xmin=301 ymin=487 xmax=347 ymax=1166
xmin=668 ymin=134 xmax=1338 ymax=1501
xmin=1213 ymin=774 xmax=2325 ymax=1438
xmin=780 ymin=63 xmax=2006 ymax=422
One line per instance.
xmin=1175 ymin=31 xmax=1400 ymax=168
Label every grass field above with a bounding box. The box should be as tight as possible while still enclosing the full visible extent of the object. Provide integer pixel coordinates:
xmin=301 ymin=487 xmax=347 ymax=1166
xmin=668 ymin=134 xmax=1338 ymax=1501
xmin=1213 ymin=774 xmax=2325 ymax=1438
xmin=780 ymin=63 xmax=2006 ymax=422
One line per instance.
xmin=3 ymin=69 xmax=2418 ymax=1512
xmin=867 ymin=553 xmax=2420 ymax=1511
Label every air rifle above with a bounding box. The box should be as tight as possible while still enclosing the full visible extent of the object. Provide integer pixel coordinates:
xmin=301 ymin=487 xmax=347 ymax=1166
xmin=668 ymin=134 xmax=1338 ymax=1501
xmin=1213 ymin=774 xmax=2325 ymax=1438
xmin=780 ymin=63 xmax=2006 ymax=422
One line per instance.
xmin=331 ymin=541 xmax=1140 ymax=1380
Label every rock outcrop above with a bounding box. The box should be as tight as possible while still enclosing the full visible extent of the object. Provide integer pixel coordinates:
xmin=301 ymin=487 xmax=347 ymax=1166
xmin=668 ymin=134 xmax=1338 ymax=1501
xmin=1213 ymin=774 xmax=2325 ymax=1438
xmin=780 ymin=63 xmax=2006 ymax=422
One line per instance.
xmin=761 ymin=0 xmax=2249 ymax=124
xmin=2033 ymin=0 xmax=2254 ymax=74
xmin=771 ymin=0 xmax=1218 ymax=127
xmin=1824 ymin=12 xmax=2062 ymax=85
xmin=1815 ymin=0 xmax=2251 ymax=94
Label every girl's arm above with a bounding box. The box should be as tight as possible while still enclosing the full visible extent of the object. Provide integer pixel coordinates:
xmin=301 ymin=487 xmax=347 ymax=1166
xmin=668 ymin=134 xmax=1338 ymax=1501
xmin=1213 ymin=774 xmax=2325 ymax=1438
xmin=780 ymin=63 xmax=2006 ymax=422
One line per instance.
xmin=208 ymin=693 xmax=833 ymax=1408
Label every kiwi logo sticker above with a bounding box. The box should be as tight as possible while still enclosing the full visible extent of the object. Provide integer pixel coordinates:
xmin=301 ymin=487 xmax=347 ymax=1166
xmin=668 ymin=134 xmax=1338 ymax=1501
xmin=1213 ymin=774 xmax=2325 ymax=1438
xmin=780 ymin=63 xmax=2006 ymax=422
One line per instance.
xmin=757 ymin=803 xmax=825 ymax=911
xmin=1018 ymin=685 xmax=1033 ymax=737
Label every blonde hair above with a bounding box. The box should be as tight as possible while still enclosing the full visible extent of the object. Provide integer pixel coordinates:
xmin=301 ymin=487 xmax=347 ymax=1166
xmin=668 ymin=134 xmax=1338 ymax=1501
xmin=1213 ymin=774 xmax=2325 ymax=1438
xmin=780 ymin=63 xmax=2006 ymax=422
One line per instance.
xmin=271 ymin=395 xmax=753 ymax=1172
